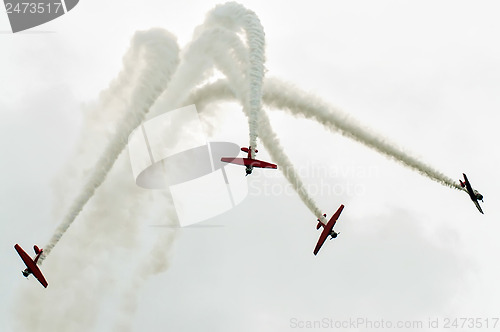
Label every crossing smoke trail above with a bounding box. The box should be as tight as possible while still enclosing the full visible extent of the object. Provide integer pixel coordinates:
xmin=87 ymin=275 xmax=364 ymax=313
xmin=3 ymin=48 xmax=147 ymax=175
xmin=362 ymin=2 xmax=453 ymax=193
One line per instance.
xmin=112 ymin=20 xmax=256 ymax=332
xmin=107 ymin=5 xmax=463 ymax=325
xmin=16 ymin=2 xmax=461 ymax=330
xmin=166 ymin=5 xmax=324 ymax=220
xmin=129 ymin=2 xmax=322 ymax=222
xmin=205 ymin=2 xmax=265 ymax=158
xmin=113 ymin=6 xmax=327 ymax=327
xmin=147 ymin=27 xmax=248 ymax=117
xmin=185 ymin=82 xmax=325 ymax=219
xmin=205 ymin=12 xmax=324 ymax=218
xmin=186 ymin=78 xmax=462 ymax=191
xmin=39 ymin=29 xmax=180 ymax=263
xmin=147 ymin=2 xmax=265 ymax=161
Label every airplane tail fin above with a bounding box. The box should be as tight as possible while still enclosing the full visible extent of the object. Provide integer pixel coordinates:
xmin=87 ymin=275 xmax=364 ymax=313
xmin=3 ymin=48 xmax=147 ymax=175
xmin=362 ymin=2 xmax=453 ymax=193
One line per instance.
xmin=34 ymin=245 xmax=42 ymax=255
xmin=316 ymin=214 xmax=327 ymax=229
xmin=241 ymin=147 xmax=258 ymax=153
xmin=459 ymin=179 xmax=465 ymax=188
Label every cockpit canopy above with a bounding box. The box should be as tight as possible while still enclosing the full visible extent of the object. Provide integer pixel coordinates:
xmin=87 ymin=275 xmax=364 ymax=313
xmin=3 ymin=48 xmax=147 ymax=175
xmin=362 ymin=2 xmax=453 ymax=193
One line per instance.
xmin=474 ymin=190 xmax=483 ymax=201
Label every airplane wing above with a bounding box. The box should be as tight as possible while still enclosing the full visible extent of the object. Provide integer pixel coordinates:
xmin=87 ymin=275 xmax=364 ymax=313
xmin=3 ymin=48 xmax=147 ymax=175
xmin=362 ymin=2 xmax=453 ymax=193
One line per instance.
xmin=462 ymin=173 xmax=476 ymax=201
xmin=14 ymin=244 xmax=33 ymax=267
xmin=221 ymin=157 xmax=277 ymax=169
xmin=329 ymin=205 xmax=344 ymax=226
xmin=30 ymin=267 xmax=48 ymax=288
xmin=221 ymin=157 xmax=248 ymax=166
xmin=313 ymin=228 xmax=330 ymax=255
xmin=463 ymin=174 xmax=484 ymax=214
xmin=313 ymin=205 xmax=344 ymax=255
xmin=474 ymin=200 xmax=484 ymax=214
xmin=14 ymin=244 xmax=48 ymax=288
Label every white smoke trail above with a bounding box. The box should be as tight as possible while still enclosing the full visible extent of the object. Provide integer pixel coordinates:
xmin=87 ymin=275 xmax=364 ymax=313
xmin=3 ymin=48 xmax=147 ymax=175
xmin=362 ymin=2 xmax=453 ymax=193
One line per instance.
xmin=262 ymin=78 xmax=462 ymax=190
xmin=186 ymin=78 xmax=461 ymax=191
xmin=183 ymin=76 xmax=325 ymax=219
xmin=100 ymin=5 xmax=269 ymax=328
xmin=146 ymin=1 xmax=265 ymax=141
xmin=103 ymin=8 xmax=268 ymax=326
xmin=13 ymin=154 xmax=159 ymax=332
xmin=173 ymin=14 xmax=324 ymax=219
xmin=111 ymin=16 xmax=257 ymax=329
xmin=147 ymin=26 xmax=249 ymax=119
xmin=258 ymin=110 xmax=324 ymax=218
xmin=13 ymin=29 xmax=181 ymax=332
xmin=40 ymin=29 xmax=180 ymax=262
xmin=14 ymin=2 xmax=461 ymax=330
xmin=204 ymin=2 xmax=265 ymax=158
xmin=113 ymin=192 xmax=178 ymax=332
xmin=193 ymin=94 xmax=325 ymax=219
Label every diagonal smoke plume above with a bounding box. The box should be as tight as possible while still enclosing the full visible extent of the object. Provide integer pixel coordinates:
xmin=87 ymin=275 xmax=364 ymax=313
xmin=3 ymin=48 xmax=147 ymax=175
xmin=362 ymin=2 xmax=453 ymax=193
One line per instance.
xmin=186 ymin=78 xmax=461 ymax=191
xmin=39 ymin=29 xmax=180 ymax=263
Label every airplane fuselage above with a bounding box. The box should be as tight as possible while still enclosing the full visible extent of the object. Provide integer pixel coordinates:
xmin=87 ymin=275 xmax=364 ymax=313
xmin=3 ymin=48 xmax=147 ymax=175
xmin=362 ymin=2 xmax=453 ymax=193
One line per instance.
xmin=243 ymin=146 xmax=256 ymax=175
xmin=459 ymin=173 xmax=484 ymax=214
xmin=460 ymin=179 xmax=483 ymax=202
xmin=473 ymin=189 xmax=483 ymax=202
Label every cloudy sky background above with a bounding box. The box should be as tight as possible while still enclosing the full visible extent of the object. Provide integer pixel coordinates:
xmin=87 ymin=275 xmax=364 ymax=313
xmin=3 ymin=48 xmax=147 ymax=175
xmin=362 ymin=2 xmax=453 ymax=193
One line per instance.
xmin=1 ymin=1 xmax=499 ymax=331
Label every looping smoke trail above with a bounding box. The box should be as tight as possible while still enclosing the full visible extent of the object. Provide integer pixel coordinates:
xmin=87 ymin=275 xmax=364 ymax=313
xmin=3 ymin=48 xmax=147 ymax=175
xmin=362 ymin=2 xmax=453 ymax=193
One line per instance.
xmin=180 ymin=54 xmax=324 ymax=218
xmin=174 ymin=15 xmax=324 ymax=220
xmin=186 ymin=78 xmax=461 ymax=191
xmin=187 ymin=84 xmax=326 ymax=219
xmin=147 ymin=26 xmax=249 ymax=118
xmin=110 ymin=7 xmax=270 ymax=328
xmin=205 ymin=2 xmax=265 ymax=158
xmin=39 ymin=29 xmax=180 ymax=263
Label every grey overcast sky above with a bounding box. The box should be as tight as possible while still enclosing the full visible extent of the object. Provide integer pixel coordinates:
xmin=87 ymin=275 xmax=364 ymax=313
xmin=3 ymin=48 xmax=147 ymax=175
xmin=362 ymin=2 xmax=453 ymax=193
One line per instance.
xmin=1 ymin=1 xmax=499 ymax=331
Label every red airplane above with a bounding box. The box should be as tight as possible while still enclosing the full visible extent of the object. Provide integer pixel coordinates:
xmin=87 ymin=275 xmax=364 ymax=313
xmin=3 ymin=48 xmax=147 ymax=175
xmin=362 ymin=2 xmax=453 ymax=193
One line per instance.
xmin=14 ymin=244 xmax=48 ymax=288
xmin=221 ymin=146 xmax=277 ymax=176
xmin=314 ymin=204 xmax=344 ymax=255
xmin=459 ymin=173 xmax=484 ymax=214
